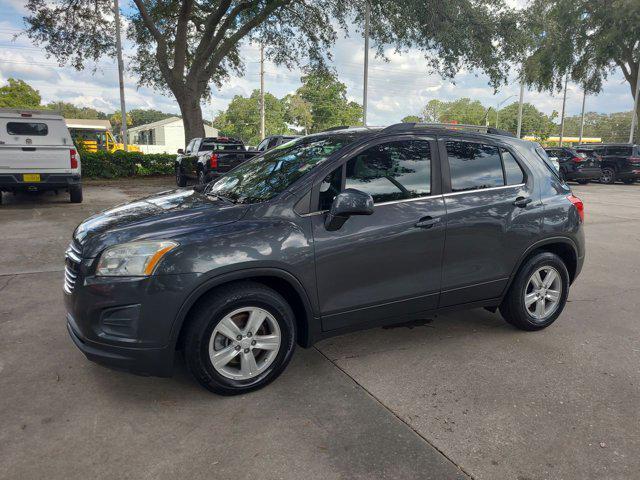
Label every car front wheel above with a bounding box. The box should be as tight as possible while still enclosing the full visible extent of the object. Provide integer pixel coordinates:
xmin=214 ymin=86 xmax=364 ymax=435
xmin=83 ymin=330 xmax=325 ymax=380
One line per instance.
xmin=183 ymin=282 xmax=296 ymax=395
xmin=600 ymin=167 xmax=616 ymax=184
xmin=500 ymin=252 xmax=569 ymax=331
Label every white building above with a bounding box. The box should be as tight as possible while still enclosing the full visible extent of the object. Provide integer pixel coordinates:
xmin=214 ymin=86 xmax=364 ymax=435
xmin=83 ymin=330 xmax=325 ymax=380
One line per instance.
xmin=127 ymin=117 xmax=218 ymax=154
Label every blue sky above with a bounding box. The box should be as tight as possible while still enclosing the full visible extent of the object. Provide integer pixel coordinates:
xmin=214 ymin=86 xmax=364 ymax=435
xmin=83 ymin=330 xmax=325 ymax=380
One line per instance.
xmin=0 ymin=0 xmax=635 ymax=129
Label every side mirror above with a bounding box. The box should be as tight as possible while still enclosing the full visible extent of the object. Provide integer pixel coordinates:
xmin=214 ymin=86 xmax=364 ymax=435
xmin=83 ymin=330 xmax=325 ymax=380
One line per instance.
xmin=325 ymin=188 xmax=374 ymax=231
xmin=177 ymin=148 xmax=184 ymax=154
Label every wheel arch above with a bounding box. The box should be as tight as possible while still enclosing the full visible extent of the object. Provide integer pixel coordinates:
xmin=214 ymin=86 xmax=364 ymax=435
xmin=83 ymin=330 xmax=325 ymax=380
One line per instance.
xmin=505 ymin=237 xmax=579 ymax=294
xmin=171 ymin=268 xmax=316 ymax=353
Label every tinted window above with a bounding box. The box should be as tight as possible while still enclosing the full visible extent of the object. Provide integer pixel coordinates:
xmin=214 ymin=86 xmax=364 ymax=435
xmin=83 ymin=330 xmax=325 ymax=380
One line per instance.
xmin=606 ymin=146 xmax=632 ymax=156
xmin=501 ymin=149 xmax=524 ymax=185
xmin=201 ymin=142 xmax=243 ymax=150
xmin=447 ymin=141 xmax=504 ymax=192
xmin=7 ymin=122 xmax=48 ymax=136
xmin=345 ymin=140 xmax=431 ymax=203
xmin=268 ymin=137 xmax=280 ymax=149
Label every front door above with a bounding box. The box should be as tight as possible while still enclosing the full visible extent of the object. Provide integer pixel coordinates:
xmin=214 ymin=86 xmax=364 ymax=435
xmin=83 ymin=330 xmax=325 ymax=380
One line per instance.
xmin=311 ymin=137 xmax=446 ymax=331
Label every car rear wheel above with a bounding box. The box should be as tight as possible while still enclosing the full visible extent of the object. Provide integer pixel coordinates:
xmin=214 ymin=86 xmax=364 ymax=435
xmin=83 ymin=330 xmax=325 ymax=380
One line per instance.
xmin=183 ymin=281 xmax=296 ymax=395
xmin=176 ymin=167 xmax=187 ymax=187
xmin=600 ymin=167 xmax=616 ymax=184
xmin=576 ymin=179 xmax=590 ymax=185
xmin=69 ymin=185 xmax=83 ymax=203
xmin=500 ymin=252 xmax=569 ymax=331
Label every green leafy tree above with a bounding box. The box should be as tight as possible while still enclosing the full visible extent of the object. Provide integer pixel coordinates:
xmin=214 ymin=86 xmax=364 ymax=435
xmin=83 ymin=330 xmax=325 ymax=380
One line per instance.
xmin=562 ymin=111 xmax=639 ymax=143
xmin=296 ymin=69 xmax=363 ymax=132
xmin=45 ymin=101 xmax=107 ymax=119
xmin=24 ymin=0 xmax=524 ymax=143
xmin=401 ymin=115 xmax=422 ymax=123
xmin=496 ymin=102 xmax=557 ymax=139
xmin=0 ymin=78 xmax=41 ymax=108
xmin=522 ymin=0 xmax=640 ymax=120
xmin=284 ymin=94 xmax=313 ymax=134
xmin=128 ymin=108 xmax=175 ymax=127
xmin=421 ymin=98 xmax=490 ymax=125
xmin=214 ymin=90 xmax=287 ymax=145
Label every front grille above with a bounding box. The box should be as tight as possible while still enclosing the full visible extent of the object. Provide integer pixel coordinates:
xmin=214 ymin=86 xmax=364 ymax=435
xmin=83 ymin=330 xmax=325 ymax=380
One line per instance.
xmin=64 ymin=241 xmax=82 ymax=294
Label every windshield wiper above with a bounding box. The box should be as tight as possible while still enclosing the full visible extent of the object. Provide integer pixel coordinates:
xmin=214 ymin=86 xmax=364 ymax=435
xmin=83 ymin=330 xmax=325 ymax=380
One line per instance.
xmin=205 ymin=192 xmax=236 ymax=204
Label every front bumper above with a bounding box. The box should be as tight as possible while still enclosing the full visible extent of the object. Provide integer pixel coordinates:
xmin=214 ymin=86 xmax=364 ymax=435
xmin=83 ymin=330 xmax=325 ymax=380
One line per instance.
xmin=64 ymin=269 xmax=202 ymax=377
xmin=0 ymin=173 xmax=80 ymax=191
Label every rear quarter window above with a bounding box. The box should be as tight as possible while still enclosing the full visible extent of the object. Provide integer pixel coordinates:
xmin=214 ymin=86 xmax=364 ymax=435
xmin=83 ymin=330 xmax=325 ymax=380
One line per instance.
xmin=7 ymin=122 xmax=49 ymax=136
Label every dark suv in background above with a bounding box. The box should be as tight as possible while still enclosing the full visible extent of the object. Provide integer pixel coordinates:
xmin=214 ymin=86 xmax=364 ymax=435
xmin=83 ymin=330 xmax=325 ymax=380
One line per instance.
xmin=544 ymin=147 xmax=602 ymax=184
xmin=577 ymin=144 xmax=640 ymax=184
xmin=65 ymin=124 xmax=585 ymax=395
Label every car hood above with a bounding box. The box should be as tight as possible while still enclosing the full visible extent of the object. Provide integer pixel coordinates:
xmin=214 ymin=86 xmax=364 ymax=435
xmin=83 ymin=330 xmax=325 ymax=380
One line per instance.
xmin=74 ymin=188 xmax=248 ymax=257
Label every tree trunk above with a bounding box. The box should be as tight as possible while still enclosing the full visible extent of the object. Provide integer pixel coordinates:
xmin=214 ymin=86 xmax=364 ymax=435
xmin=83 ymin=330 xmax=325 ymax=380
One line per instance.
xmin=177 ymin=94 xmax=206 ymax=146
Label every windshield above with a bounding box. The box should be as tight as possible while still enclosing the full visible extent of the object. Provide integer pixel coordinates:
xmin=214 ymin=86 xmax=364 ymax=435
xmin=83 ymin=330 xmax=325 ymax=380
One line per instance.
xmin=205 ymin=133 xmax=357 ymax=204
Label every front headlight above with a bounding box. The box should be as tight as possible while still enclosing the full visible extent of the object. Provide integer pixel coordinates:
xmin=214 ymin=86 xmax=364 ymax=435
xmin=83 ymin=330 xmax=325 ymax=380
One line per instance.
xmin=96 ymin=241 xmax=178 ymax=277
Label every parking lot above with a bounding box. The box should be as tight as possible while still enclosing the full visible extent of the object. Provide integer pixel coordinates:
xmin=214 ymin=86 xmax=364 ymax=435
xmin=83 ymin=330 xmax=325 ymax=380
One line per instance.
xmin=1 ymin=178 xmax=639 ymax=480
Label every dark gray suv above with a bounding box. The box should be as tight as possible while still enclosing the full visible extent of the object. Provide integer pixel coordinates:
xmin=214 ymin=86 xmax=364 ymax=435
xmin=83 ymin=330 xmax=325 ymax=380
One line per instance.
xmin=64 ymin=124 xmax=585 ymax=395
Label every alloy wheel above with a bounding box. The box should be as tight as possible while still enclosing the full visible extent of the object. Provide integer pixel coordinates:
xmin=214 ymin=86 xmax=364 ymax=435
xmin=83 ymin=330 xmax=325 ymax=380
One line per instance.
xmin=208 ymin=307 xmax=281 ymax=380
xmin=600 ymin=168 xmax=614 ymax=184
xmin=524 ymin=266 xmax=562 ymax=321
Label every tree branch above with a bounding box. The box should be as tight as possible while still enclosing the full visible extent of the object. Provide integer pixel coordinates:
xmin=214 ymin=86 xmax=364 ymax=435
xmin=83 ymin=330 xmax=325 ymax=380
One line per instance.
xmin=173 ymin=0 xmax=194 ymax=77
xmin=131 ymin=0 xmax=174 ymax=87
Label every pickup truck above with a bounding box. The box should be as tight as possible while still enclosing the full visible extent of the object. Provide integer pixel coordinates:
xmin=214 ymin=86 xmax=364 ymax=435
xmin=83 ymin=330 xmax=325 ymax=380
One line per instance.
xmin=175 ymin=137 xmax=258 ymax=186
xmin=0 ymin=109 xmax=82 ymax=204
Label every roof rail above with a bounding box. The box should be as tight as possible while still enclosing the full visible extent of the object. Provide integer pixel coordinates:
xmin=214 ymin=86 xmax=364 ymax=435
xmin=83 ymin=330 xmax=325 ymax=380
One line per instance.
xmin=381 ymin=122 xmax=517 ymax=138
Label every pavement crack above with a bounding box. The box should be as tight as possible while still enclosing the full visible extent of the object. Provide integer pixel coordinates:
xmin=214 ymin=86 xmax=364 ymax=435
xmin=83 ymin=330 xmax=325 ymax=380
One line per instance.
xmin=0 ymin=274 xmax=16 ymax=293
xmin=314 ymin=345 xmax=475 ymax=480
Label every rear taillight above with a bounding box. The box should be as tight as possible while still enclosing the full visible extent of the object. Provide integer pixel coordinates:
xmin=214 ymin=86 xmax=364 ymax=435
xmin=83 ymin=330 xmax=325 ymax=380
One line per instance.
xmin=571 ymin=156 xmax=584 ymax=163
xmin=70 ymin=149 xmax=78 ymax=169
xmin=567 ymin=194 xmax=584 ymax=223
xmin=629 ymin=156 xmax=640 ymax=164
xmin=209 ymin=153 xmax=218 ymax=169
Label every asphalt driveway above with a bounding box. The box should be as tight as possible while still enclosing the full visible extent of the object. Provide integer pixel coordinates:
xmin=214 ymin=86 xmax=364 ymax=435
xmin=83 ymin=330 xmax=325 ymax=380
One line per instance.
xmin=1 ymin=178 xmax=638 ymax=480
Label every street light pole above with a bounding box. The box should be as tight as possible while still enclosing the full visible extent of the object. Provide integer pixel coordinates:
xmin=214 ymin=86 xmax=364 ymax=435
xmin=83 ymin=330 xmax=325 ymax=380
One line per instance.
xmin=559 ymin=73 xmax=569 ymax=147
xmin=516 ymin=81 xmax=525 ymax=138
xmin=578 ymin=88 xmax=587 ymax=144
xmin=496 ymin=94 xmax=516 ymax=129
xmin=362 ymin=0 xmax=370 ymax=126
xmin=629 ymin=60 xmax=640 ymax=144
xmin=113 ymin=0 xmax=128 ymax=150
xmin=260 ymin=44 xmax=265 ymax=141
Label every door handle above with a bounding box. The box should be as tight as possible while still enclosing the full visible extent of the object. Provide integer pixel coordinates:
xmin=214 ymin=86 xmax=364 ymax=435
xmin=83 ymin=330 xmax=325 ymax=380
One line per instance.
xmin=415 ymin=216 xmax=441 ymax=229
xmin=513 ymin=196 xmax=532 ymax=208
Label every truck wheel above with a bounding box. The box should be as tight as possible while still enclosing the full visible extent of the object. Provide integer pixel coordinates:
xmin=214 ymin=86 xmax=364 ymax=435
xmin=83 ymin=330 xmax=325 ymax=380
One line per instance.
xmin=599 ymin=167 xmax=616 ymax=184
xmin=176 ymin=167 xmax=187 ymax=187
xmin=69 ymin=185 xmax=83 ymax=203
xmin=500 ymin=252 xmax=569 ymax=331
xmin=183 ymin=281 xmax=296 ymax=395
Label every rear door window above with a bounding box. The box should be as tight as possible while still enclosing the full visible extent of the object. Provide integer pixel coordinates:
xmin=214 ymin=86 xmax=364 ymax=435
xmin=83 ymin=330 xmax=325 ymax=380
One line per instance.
xmin=446 ymin=141 xmax=504 ymax=192
xmin=7 ymin=122 xmax=48 ymax=136
xmin=606 ymin=146 xmax=632 ymax=156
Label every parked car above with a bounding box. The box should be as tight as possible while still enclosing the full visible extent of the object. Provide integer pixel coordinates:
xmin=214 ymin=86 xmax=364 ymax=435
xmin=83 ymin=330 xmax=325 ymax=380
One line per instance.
xmin=544 ymin=147 xmax=602 ymax=184
xmin=65 ymin=124 xmax=585 ymax=395
xmin=0 ymin=108 xmax=82 ymax=204
xmin=175 ymin=136 xmax=258 ymax=186
xmin=255 ymin=134 xmax=300 ymax=152
xmin=576 ymin=143 xmax=640 ymax=184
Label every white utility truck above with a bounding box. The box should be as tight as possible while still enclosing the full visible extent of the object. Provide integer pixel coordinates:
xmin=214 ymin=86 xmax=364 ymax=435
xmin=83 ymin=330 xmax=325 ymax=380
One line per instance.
xmin=0 ymin=109 xmax=82 ymax=204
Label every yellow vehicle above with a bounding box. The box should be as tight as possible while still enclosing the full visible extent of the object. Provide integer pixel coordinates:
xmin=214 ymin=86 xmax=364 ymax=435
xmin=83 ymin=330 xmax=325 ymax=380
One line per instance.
xmin=65 ymin=119 xmax=141 ymax=153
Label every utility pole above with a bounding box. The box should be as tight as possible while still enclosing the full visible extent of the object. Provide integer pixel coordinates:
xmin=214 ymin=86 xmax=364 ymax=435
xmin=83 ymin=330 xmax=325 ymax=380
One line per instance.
xmin=630 ymin=60 xmax=640 ymax=144
xmin=113 ymin=0 xmax=128 ymax=150
xmin=516 ymin=80 xmax=525 ymax=138
xmin=260 ymin=44 xmax=265 ymax=140
xmin=578 ymin=88 xmax=587 ymax=144
xmin=362 ymin=0 xmax=370 ymax=126
xmin=559 ymin=73 xmax=569 ymax=147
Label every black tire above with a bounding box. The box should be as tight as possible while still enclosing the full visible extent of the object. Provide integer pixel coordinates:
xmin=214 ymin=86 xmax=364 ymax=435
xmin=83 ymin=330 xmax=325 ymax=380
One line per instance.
xmin=622 ymin=179 xmax=636 ymax=185
xmin=576 ymin=179 xmax=590 ymax=185
xmin=499 ymin=252 xmax=570 ymax=331
xmin=197 ymin=169 xmax=207 ymax=185
xmin=0 ymin=192 xmax=3 ymax=205
xmin=69 ymin=185 xmax=83 ymax=203
xmin=176 ymin=167 xmax=187 ymax=187
xmin=599 ymin=167 xmax=616 ymax=184
xmin=183 ymin=281 xmax=296 ymax=395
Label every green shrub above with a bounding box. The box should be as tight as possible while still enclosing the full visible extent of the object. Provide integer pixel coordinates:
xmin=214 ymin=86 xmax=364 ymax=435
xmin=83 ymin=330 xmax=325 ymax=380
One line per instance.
xmin=79 ymin=151 xmax=176 ymax=179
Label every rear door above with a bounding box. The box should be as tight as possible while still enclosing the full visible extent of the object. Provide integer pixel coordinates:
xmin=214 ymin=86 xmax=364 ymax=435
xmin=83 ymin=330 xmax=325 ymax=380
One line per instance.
xmin=439 ymin=139 xmax=541 ymax=307
xmin=0 ymin=115 xmax=72 ymax=171
xmin=311 ymin=135 xmax=446 ymax=331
